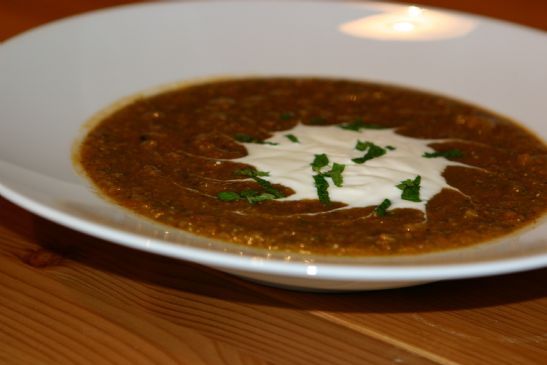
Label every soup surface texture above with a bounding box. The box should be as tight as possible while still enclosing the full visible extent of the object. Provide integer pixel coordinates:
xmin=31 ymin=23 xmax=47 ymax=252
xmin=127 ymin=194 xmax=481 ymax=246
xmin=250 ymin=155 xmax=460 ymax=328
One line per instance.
xmin=78 ymin=78 xmax=547 ymax=255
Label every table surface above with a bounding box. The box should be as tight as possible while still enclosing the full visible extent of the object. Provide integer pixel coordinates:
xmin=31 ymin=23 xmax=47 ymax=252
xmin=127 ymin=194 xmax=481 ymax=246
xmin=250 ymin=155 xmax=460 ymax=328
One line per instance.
xmin=1 ymin=1 xmax=546 ymax=364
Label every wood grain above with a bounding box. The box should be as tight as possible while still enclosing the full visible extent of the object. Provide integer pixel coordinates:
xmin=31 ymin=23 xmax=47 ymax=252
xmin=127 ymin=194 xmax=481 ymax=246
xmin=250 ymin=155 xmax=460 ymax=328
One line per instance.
xmin=0 ymin=198 xmax=438 ymax=365
xmin=1 ymin=196 xmax=546 ymax=364
xmin=1 ymin=1 xmax=546 ymax=364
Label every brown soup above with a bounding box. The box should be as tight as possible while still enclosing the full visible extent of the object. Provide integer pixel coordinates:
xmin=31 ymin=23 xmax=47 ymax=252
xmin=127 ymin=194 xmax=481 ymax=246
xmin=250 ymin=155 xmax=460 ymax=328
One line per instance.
xmin=77 ymin=78 xmax=547 ymax=255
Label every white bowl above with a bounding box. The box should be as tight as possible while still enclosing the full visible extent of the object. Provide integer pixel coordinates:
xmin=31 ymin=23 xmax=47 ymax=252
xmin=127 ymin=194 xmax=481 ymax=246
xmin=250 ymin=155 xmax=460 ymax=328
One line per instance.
xmin=1 ymin=1 xmax=546 ymax=291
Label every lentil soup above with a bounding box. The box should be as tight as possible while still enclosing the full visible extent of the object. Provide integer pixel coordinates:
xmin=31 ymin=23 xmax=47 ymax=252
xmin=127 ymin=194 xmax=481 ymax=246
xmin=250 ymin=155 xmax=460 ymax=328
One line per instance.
xmin=77 ymin=78 xmax=547 ymax=255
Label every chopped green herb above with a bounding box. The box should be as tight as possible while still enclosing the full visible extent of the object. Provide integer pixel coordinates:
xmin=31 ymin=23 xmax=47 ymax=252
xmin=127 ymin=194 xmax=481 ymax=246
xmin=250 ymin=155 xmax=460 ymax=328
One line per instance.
xmin=280 ymin=112 xmax=295 ymax=120
xmin=253 ymin=176 xmax=285 ymax=198
xmin=285 ymin=134 xmax=300 ymax=143
xmin=239 ymin=189 xmax=259 ymax=198
xmin=352 ymin=141 xmax=387 ymax=164
xmin=218 ymin=189 xmax=278 ymax=204
xmin=217 ymin=191 xmax=241 ymax=202
xmin=234 ymin=133 xmax=255 ymax=143
xmin=339 ymin=118 xmax=386 ymax=131
xmin=313 ymin=174 xmax=331 ymax=205
xmin=355 ymin=140 xmax=370 ymax=151
xmin=396 ymin=175 xmax=422 ymax=202
xmin=309 ymin=116 xmax=327 ymax=125
xmin=374 ymin=199 xmax=392 ymax=217
xmin=423 ymin=149 xmax=463 ymax=159
xmin=234 ymin=133 xmax=278 ymax=145
xmin=245 ymin=192 xmax=277 ymax=204
xmin=386 ymin=145 xmax=396 ymax=151
xmin=235 ymin=168 xmax=270 ymax=177
xmin=325 ymin=162 xmax=345 ymax=187
xmin=311 ymin=153 xmax=330 ymax=172
xmin=223 ymin=168 xmax=284 ymax=202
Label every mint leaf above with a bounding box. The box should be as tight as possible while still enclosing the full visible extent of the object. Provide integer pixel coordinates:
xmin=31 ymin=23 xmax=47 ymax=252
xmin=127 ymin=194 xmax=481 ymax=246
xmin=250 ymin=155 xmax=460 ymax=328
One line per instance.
xmin=309 ymin=116 xmax=327 ymax=125
xmin=253 ymin=176 xmax=285 ymax=198
xmin=423 ymin=149 xmax=463 ymax=159
xmin=311 ymin=153 xmax=330 ymax=172
xmin=374 ymin=199 xmax=392 ymax=216
xmin=234 ymin=133 xmax=278 ymax=145
xmin=339 ymin=118 xmax=386 ymax=131
xmin=245 ymin=192 xmax=276 ymax=204
xmin=352 ymin=141 xmax=387 ymax=164
xmin=217 ymin=191 xmax=241 ymax=201
xmin=239 ymin=189 xmax=259 ymax=198
xmin=396 ymin=175 xmax=422 ymax=202
xmin=235 ymin=168 xmax=270 ymax=177
xmin=313 ymin=174 xmax=330 ymax=205
xmin=280 ymin=112 xmax=295 ymax=121
xmin=325 ymin=163 xmax=345 ymax=187
xmin=285 ymin=134 xmax=299 ymax=143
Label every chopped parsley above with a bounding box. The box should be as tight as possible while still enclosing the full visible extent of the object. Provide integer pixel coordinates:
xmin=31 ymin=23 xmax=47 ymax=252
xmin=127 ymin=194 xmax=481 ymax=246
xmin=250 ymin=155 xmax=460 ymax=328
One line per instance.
xmin=352 ymin=141 xmax=387 ymax=164
xmin=374 ymin=199 xmax=392 ymax=217
xmin=324 ymin=162 xmax=345 ymax=187
xmin=396 ymin=175 xmax=422 ymax=202
xmin=234 ymin=133 xmax=278 ymax=145
xmin=279 ymin=112 xmax=295 ymax=120
xmin=239 ymin=189 xmax=259 ymax=198
xmin=253 ymin=176 xmax=285 ymax=198
xmin=235 ymin=168 xmax=270 ymax=177
xmin=339 ymin=118 xmax=386 ymax=131
xmin=313 ymin=174 xmax=331 ymax=205
xmin=423 ymin=149 xmax=463 ymax=159
xmin=218 ymin=168 xmax=284 ymax=204
xmin=309 ymin=116 xmax=327 ymax=125
xmin=311 ymin=153 xmax=330 ymax=172
xmin=386 ymin=145 xmax=396 ymax=151
xmin=245 ymin=192 xmax=277 ymax=204
xmin=285 ymin=134 xmax=300 ymax=143
xmin=217 ymin=190 xmax=277 ymax=204
xmin=310 ymin=155 xmax=345 ymax=204
xmin=217 ymin=191 xmax=241 ymax=202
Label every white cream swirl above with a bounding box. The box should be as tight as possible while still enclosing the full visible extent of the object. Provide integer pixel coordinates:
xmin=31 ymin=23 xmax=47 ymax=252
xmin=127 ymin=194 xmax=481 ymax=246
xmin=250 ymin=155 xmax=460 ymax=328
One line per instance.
xmin=234 ymin=124 xmax=469 ymax=213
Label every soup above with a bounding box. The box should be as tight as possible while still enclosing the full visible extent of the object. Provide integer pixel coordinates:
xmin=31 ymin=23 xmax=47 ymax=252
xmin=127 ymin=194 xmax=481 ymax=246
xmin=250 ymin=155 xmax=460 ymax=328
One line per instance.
xmin=77 ymin=78 xmax=547 ymax=255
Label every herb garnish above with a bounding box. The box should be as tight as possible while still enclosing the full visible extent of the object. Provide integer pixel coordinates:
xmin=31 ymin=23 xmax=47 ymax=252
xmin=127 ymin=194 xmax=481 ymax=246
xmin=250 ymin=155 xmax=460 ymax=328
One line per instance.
xmin=235 ymin=168 xmax=270 ymax=177
xmin=253 ymin=176 xmax=285 ymax=198
xmin=217 ymin=191 xmax=241 ymax=202
xmin=285 ymin=134 xmax=300 ymax=143
xmin=218 ymin=168 xmax=285 ymax=204
xmin=423 ymin=149 xmax=463 ymax=159
xmin=313 ymin=174 xmax=331 ymax=205
xmin=244 ymin=192 xmax=277 ymax=204
xmin=238 ymin=169 xmax=285 ymax=198
xmin=339 ymin=118 xmax=386 ymax=131
xmin=311 ymin=153 xmax=330 ymax=172
xmin=309 ymin=116 xmax=327 ymax=125
xmin=374 ymin=199 xmax=392 ymax=217
xmin=324 ymin=162 xmax=345 ymax=187
xmin=280 ymin=112 xmax=295 ymax=120
xmin=310 ymin=155 xmax=346 ymax=204
xmin=217 ymin=190 xmax=277 ymax=204
xmin=234 ymin=133 xmax=278 ymax=145
xmin=235 ymin=169 xmax=284 ymax=198
xmin=386 ymin=145 xmax=396 ymax=151
xmin=396 ymin=176 xmax=422 ymax=202
xmin=352 ymin=141 xmax=387 ymax=164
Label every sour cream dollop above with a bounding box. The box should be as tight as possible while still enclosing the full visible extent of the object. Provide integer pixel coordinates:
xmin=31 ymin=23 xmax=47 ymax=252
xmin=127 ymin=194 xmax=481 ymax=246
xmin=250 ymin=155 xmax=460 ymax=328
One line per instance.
xmin=234 ymin=124 xmax=467 ymax=213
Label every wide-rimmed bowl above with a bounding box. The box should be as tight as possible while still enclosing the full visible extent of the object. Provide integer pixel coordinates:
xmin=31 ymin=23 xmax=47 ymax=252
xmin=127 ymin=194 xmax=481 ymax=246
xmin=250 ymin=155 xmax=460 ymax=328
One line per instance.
xmin=1 ymin=1 xmax=546 ymax=290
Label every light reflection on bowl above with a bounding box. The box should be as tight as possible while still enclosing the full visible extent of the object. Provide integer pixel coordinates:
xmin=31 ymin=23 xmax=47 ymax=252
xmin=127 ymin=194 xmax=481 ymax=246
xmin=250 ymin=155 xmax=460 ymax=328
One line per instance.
xmin=339 ymin=4 xmax=476 ymax=41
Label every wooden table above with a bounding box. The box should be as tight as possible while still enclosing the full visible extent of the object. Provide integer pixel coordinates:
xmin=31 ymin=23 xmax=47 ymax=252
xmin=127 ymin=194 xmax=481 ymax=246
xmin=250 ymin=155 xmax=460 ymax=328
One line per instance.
xmin=1 ymin=1 xmax=546 ymax=364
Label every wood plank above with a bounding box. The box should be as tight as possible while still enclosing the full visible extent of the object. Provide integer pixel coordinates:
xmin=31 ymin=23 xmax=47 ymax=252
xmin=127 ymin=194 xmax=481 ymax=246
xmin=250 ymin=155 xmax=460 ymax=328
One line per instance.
xmin=248 ymin=267 xmax=547 ymax=364
xmin=0 ymin=198 xmax=437 ymax=365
